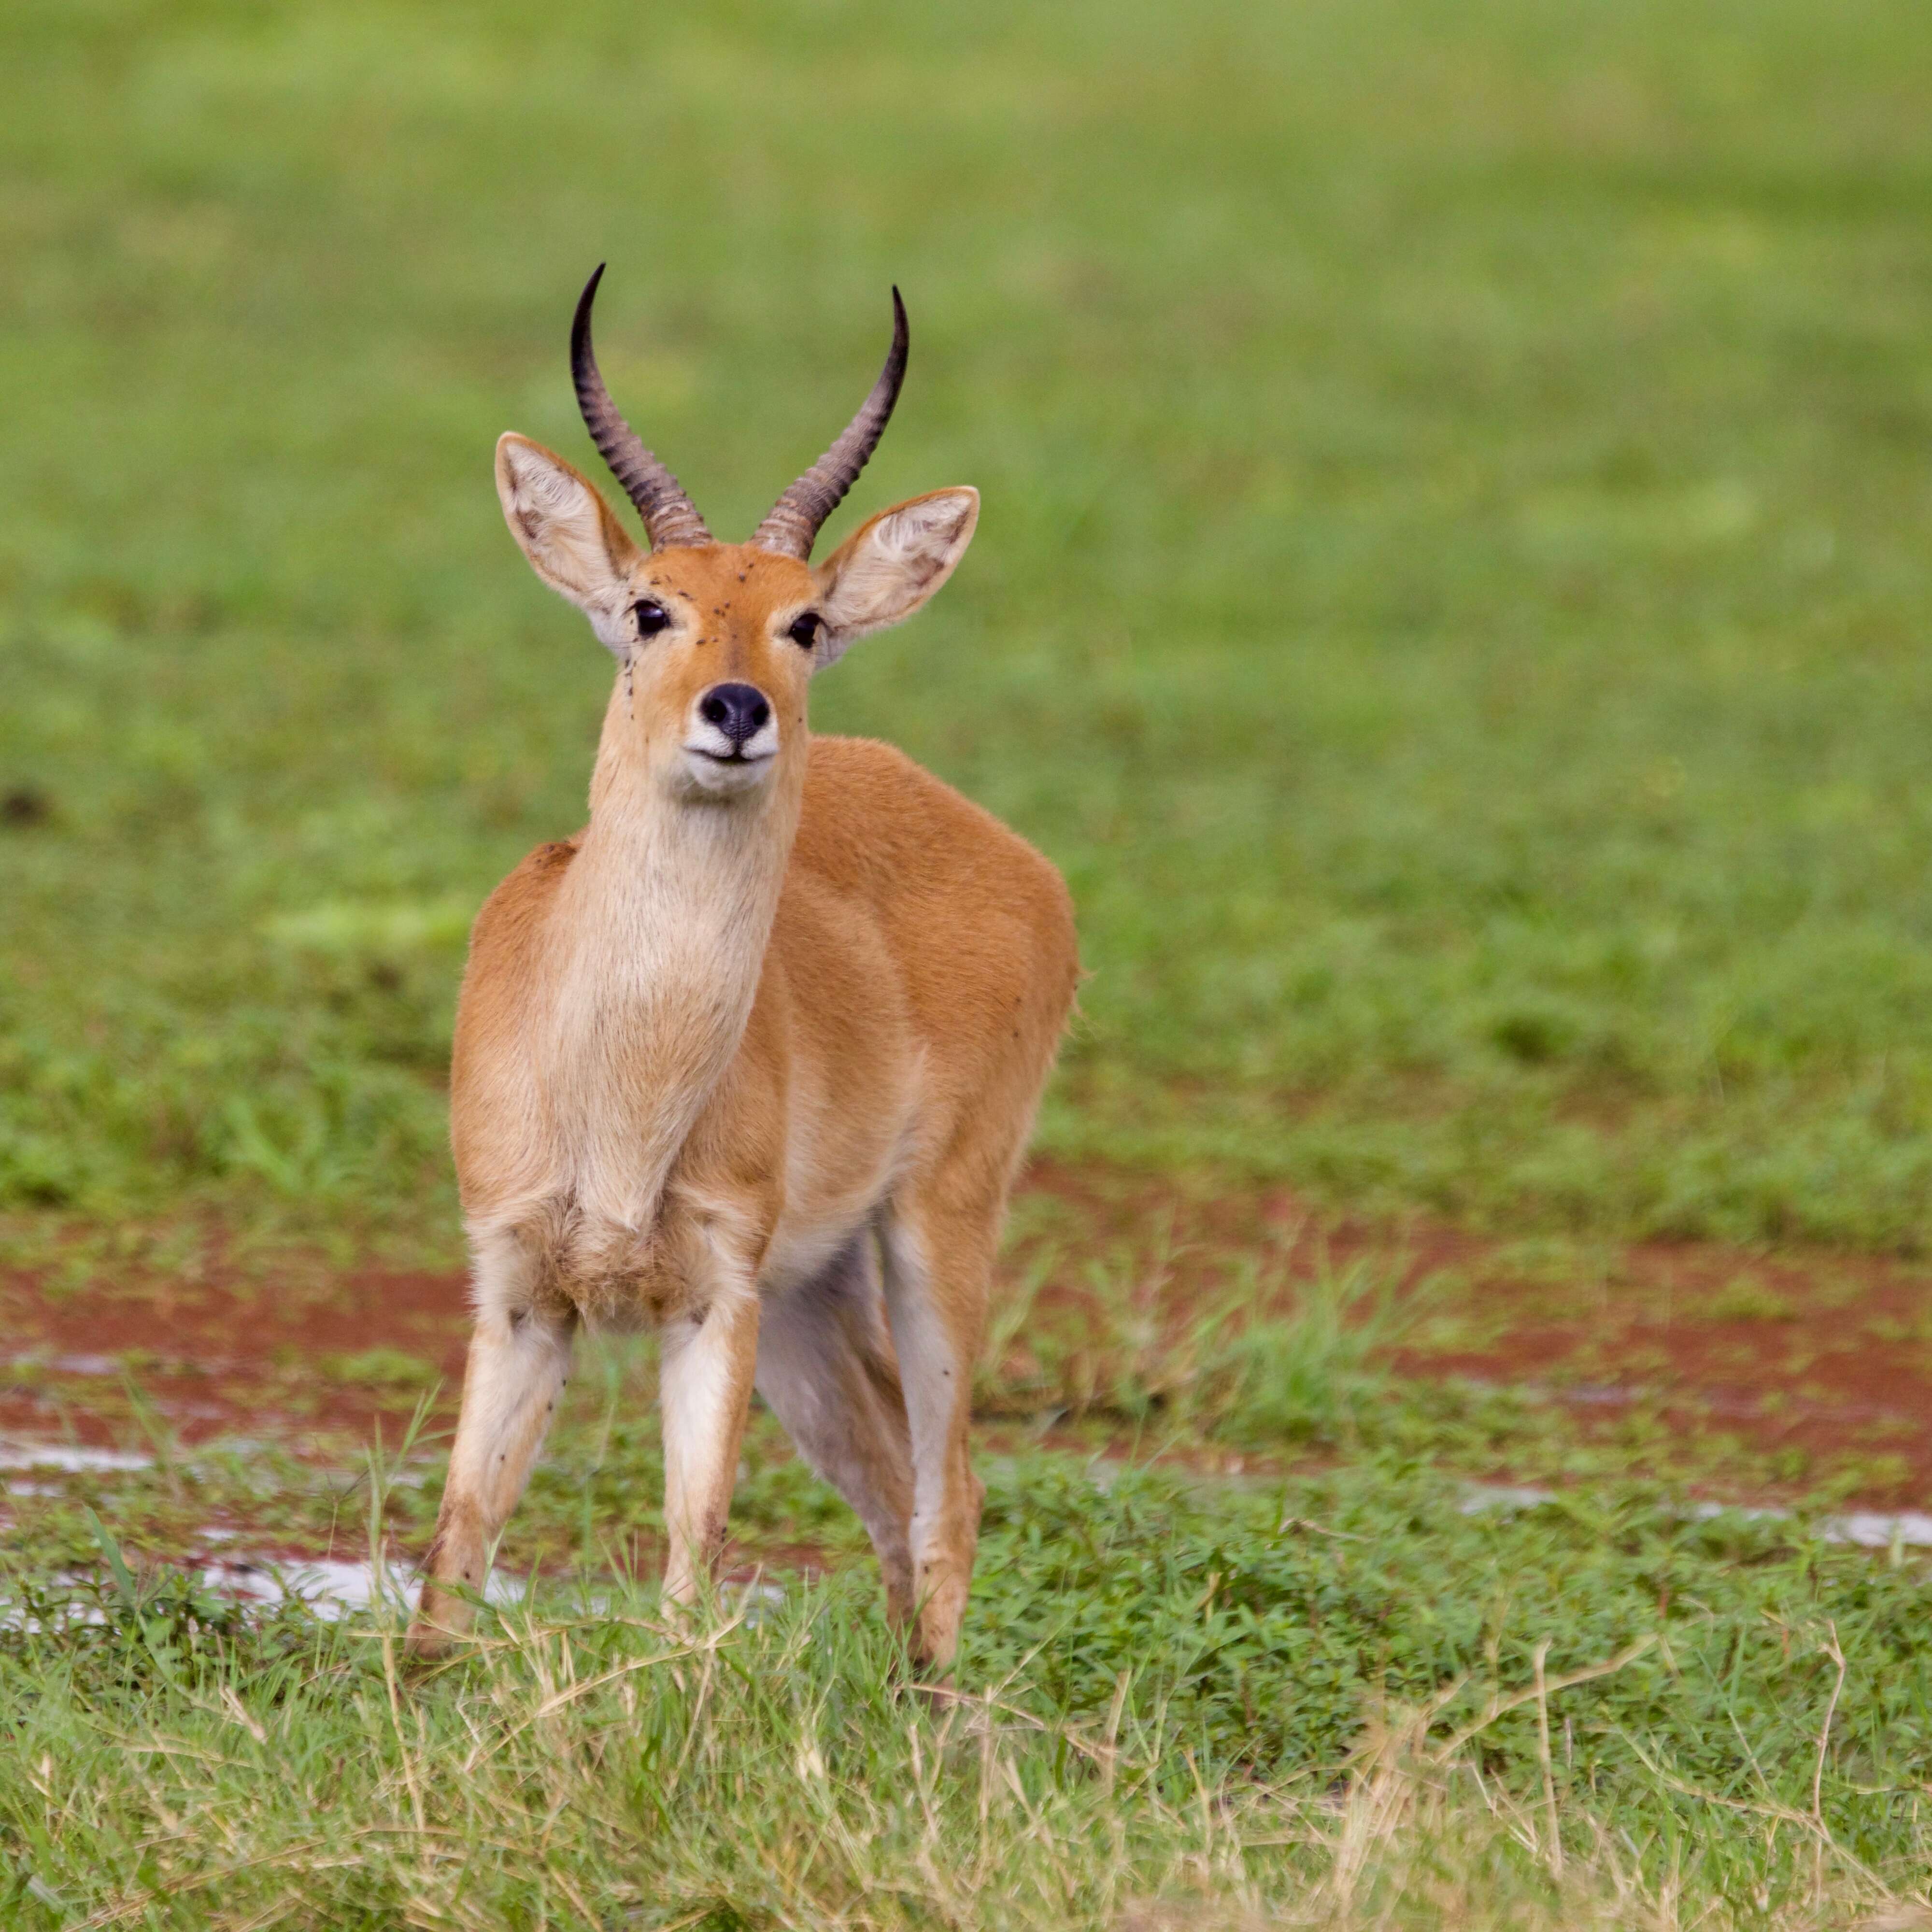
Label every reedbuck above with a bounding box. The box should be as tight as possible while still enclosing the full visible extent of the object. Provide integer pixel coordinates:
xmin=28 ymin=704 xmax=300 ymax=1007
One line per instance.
xmin=408 ymin=270 xmax=1078 ymax=1668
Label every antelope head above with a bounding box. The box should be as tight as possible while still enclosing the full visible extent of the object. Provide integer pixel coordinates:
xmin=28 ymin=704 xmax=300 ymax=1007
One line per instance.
xmin=496 ymin=266 xmax=979 ymax=806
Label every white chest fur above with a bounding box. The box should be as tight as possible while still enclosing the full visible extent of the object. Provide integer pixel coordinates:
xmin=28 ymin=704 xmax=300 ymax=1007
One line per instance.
xmin=480 ymin=779 xmax=792 ymax=1304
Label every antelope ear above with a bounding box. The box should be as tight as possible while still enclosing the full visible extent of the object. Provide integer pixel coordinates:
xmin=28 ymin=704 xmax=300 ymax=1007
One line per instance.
xmin=812 ymin=487 xmax=979 ymax=667
xmin=496 ymin=433 xmax=643 ymax=654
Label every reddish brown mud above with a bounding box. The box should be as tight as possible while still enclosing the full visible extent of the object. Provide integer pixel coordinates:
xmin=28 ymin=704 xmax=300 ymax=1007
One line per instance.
xmin=0 ymin=1265 xmax=470 ymax=1449
xmin=1011 ymin=1160 xmax=1932 ymax=1503
xmin=4 ymin=1158 xmax=1930 ymax=1501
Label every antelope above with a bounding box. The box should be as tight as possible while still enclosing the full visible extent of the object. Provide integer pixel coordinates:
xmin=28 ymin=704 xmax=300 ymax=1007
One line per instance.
xmin=407 ymin=269 xmax=1078 ymax=1669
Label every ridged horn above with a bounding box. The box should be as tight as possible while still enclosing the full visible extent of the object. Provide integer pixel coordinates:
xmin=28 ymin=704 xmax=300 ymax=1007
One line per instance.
xmin=752 ymin=288 xmax=908 ymax=559
xmin=569 ymin=264 xmax=711 ymax=550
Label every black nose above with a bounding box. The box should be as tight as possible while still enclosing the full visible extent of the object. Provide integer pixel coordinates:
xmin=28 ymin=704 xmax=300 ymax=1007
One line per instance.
xmin=698 ymin=682 xmax=771 ymax=752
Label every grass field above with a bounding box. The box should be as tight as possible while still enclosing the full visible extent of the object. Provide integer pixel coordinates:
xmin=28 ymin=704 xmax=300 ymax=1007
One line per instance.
xmin=7 ymin=1318 xmax=1932 ymax=1929
xmin=8 ymin=0 xmax=1932 ymax=1923
xmin=10 ymin=0 xmax=1932 ymax=1254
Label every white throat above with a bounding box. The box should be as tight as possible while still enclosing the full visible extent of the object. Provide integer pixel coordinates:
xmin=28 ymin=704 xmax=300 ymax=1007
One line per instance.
xmin=539 ymin=749 xmax=794 ymax=1237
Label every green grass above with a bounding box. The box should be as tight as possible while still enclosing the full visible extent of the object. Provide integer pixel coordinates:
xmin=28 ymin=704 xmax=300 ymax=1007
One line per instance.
xmin=9 ymin=2 xmax=1932 ymax=1921
xmin=9 ymin=0 xmax=1932 ymax=1252
xmin=4 ymin=1451 xmax=1930 ymax=1926
xmin=0 ymin=1262 xmax=1871 ymax=1590
xmin=3 ymin=1261 xmax=1929 ymax=1924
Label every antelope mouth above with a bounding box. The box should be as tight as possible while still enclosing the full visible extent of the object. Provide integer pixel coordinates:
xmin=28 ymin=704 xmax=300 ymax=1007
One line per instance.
xmin=689 ymin=746 xmax=774 ymax=766
xmin=680 ymin=743 xmax=778 ymax=796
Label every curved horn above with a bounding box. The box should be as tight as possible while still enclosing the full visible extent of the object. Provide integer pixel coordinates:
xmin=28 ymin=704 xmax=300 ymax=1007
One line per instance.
xmin=752 ymin=288 xmax=909 ymax=559
xmin=569 ymin=264 xmax=711 ymax=550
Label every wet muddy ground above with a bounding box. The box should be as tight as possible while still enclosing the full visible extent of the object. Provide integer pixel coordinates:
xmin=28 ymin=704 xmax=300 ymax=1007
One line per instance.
xmin=1014 ymin=1162 xmax=1932 ymax=1502
xmin=4 ymin=1158 xmax=1930 ymax=1515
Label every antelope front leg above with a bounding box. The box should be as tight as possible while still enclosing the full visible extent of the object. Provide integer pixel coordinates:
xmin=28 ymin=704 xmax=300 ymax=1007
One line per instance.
xmin=409 ymin=1241 xmax=577 ymax=1657
xmin=658 ymin=1284 xmax=760 ymax=1607
xmin=879 ymin=1204 xmax=993 ymax=1672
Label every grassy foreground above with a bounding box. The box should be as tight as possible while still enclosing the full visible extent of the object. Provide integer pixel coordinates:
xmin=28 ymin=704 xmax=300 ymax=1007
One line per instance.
xmin=6 ymin=1454 xmax=1932 ymax=1928
xmin=9 ymin=0 xmax=1932 ymax=1254
xmin=3 ymin=1279 xmax=1931 ymax=1927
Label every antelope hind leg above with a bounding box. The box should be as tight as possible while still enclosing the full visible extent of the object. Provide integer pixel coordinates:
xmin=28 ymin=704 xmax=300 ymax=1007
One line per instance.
xmin=879 ymin=1200 xmax=993 ymax=1673
xmin=755 ymin=1233 xmax=916 ymax=1628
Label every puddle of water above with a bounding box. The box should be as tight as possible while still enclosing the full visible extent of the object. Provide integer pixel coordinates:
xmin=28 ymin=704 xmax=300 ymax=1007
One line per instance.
xmin=0 ymin=1559 xmax=527 ymax=1633
xmin=1684 ymin=1499 xmax=1784 ymax=1525
xmin=1459 ymin=1483 xmax=1932 ymax=1554
xmin=737 ymin=1581 xmax=785 ymax=1624
xmin=191 ymin=1565 xmax=779 ymax=1625
xmin=3 ymin=1353 xmax=126 ymax=1378
xmin=198 ymin=1557 xmax=526 ymax=1619
xmin=1822 ymin=1510 xmax=1932 ymax=1549
xmin=1459 ymin=1484 xmax=1558 ymax=1514
xmin=0 ymin=1436 xmax=437 ymax=1486
xmin=0 ymin=1441 xmax=153 ymax=1474
xmin=1 ymin=1571 xmax=111 ymax=1632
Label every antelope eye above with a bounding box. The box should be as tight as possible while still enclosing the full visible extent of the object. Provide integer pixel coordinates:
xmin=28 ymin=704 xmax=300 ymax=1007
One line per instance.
xmin=786 ymin=611 xmax=822 ymax=650
xmin=633 ymin=598 xmax=671 ymax=638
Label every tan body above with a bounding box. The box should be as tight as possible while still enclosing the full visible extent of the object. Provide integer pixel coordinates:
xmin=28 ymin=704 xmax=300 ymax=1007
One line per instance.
xmin=409 ymin=320 xmax=1077 ymax=1667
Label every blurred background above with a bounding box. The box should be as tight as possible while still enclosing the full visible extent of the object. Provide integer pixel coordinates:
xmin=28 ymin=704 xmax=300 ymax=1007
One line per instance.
xmin=6 ymin=0 xmax=1932 ymax=1261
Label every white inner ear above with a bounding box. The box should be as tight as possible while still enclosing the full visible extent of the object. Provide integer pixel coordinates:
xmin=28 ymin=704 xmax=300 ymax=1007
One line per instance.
xmin=817 ymin=489 xmax=978 ymax=664
xmin=497 ymin=439 xmax=637 ymax=652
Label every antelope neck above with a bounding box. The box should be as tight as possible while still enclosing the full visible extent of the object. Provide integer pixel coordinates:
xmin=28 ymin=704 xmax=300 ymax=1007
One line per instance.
xmin=539 ymin=734 xmax=799 ymax=1240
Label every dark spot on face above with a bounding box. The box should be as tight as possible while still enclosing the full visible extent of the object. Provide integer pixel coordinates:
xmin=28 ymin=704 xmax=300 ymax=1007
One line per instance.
xmin=3 ymin=788 xmax=50 ymax=827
